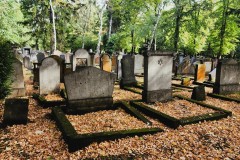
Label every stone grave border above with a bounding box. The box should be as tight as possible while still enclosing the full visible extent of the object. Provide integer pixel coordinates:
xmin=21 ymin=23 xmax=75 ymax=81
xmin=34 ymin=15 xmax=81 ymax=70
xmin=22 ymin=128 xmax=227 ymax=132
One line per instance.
xmin=130 ymin=95 xmax=232 ymax=129
xmin=193 ymin=81 xmax=214 ymax=88
xmin=172 ymin=83 xmax=194 ymax=89
xmin=122 ymin=86 xmax=142 ymax=95
xmin=207 ymin=93 xmax=240 ymax=103
xmin=32 ymin=93 xmax=65 ymax=108
xmin=52 ymin=102 xmax=163 ymax=152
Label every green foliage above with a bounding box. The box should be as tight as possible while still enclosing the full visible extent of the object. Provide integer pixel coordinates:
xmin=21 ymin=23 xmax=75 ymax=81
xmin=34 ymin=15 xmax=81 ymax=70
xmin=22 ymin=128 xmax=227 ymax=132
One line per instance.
xmin=0 ymin=41 xmax=14 ymax=99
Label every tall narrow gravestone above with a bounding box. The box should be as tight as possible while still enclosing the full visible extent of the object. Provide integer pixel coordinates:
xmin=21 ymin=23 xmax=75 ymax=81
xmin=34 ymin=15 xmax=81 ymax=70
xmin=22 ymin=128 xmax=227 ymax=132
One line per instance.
xmin=64 ymin=67 xmax=115 ymax=113
xmin=213 ymin=59 xmax=240 ymax=94
xmin=9 ymin=59 xmax=26 ymax=97
xmin=101 ymin=54 xmax=112 ymax=72
xmin=39 ymin=57 xmax=60 ymax=95
xmin=134 ymin=54 xmax=144 ymax=75
xmin=194 ymin=64 xmax=206 ymax=82
xmin=120 ymin=55 xmax=137 ymax=88
xmin=143 ymin=51 xmax=173 ymax=103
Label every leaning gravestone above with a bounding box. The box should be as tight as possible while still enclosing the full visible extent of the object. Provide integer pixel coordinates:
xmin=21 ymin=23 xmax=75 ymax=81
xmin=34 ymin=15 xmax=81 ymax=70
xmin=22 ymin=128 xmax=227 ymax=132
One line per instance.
xmin=194 ymin=64 xmax=206 ymax=82
xmin=120 ymin=55 xmax=137 ymax=88
xmin=101 ymin=54 xmax=112 ymax=72
xmin=39 ymin=57 xmax=60 ymax=95
xmin=177 ymin=56 xmax=195 ymax=75
xmin=143 ymin=51 xmax=173 ymax=103
xmin=213 ymin=59 xmax=240 ymax=94
xmin=9 ymin=59 xmax=26 ymax=97
xmin=134 ymin=54 xmax=144 ymax=75
xmin=72 ymin=49 xmax=91 ymax=71
xmin=64 ymin=67 xmax=116 ymax=113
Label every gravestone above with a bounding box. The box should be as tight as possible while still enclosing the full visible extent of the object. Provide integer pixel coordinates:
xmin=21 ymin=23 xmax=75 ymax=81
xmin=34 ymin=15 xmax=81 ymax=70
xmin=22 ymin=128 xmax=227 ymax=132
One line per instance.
xmin=204 ymin=61 xmax=212 ymax=74
xmin=117 ymin=53 xmax=124 ymax=80
xmin=134 ymin=54 xmax=144 ymax=75
xmin=194 ymin=64 xmax=206 ymax=82
xmin=177 ymin=56 xmax=195 ymax=75
xmin=23 ymin=56 xmax=32 ymax=69
xmin=36 ymin=52 xmax=45 ymax=63
xmin=39 ymin=57 xmax=60 ymax=95
xmin=120 ymin=55 xmax=137 ymax=88
xmin=3 ymin=98 xmax=29 ymax=125
xmin=213 ymin=59 xmax=240 ymax=94
xmin=9 ymin=59 xmax=26 ymax=97
xmin=22 ymin=47 xmax=31 ymax=57
xmin=72 ymin=49 xmax=91 ymax=71
xmin=143 ymin=51 xmax=173 ymax=103
xmin=111 ymin=54 xmax=118 ymax=73
xmin=208 ymin=68 xmax=216 ymax=82
xmin=191 ymin=85 xmax=206 ymax=101
xmin=94 ymin=53 xmax=100 ymax=68
xmin=181 ymin=77 xmax=191 ymax=86
xmin=64 ymin=67 xmax=116 ymax=113
xmin=101 ymin=54 xmax=112 ymax=72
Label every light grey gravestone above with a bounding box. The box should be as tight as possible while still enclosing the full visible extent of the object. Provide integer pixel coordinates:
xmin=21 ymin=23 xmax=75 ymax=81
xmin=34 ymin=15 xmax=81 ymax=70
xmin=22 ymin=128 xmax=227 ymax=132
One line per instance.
xmin=49 ymin=55 xmax=65 ymax=82
xmin=39 ymin=57 xmax=60 ymax=95
xmin=177 ymin=56 xmax=195 ymax=75
xmin=143 ymin=51 xmax=173 ymax=103
xmin=204 ymin=61 xmax=212 ymax=74
xmin=120 ymin=55 xmax=137 ymax=88
xmin=23 ymin=56 xmax=32 ymax=69
xmin=72 ymin=49 xmax=91 ymax=71
xmin=134 ymin=54 xmax=144 ymax=75
xmin=208 ymin=68 xmax=216 ymax=82
xmin=36 ymin=52 xmax=45 ymax=63
xmin=64 ymin=67 xmax=116 ymax=113
xmin=9 ymin=59 xmax=26 ymax=97
xmin=213 ymin=59 xmax=240 ymax=94
xmin=117 ymin=53 xmax=124 ymax=80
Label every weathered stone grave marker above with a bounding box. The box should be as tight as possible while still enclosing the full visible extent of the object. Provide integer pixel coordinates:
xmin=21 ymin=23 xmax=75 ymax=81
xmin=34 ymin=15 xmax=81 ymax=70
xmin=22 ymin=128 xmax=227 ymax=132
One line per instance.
xmin=101 ymin=54 xmax=112 ymax=72
xmin=36 ymin=52 xmax=45 ymax=63
xmin=143 ymin=51 xmax=173 ymax=103
xmin=9 ymin=59 xmax=26 ymax=97
xmin=39 ymin=57 xmax=60 ymax=95
xmin=120 ymin=55 xmax=137 ymax=88
xmin=213 ymin=59 xmax=240 ymax=94
xmin=134 ymin=54 xmax=144 ymax=75
xmin=111 ymin=54 xmax=118 ymax=73
xmin=64 ymin=67 xmax=115 ymax=113
xmin=208 ymin=68 xmax=216 ymax=82
xmin=23 ymin=56 xmax=32 ymax=69
xmin=194 ymin=64 xmax=206 ymax=82
xmin=191 ymin=85 xmax=206 ymax=101
xmin=72 ymin=49 xmax=91 ymax=71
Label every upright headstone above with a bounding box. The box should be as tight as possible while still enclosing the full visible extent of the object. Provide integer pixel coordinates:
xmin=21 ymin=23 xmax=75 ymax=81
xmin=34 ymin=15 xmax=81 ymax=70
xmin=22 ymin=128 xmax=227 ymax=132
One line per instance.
xmin=134 ymin=54 xmax=144 ymax=75
xmin=101 ymin=54 xmax=112 ymax=72
xmin=120 ymin=55 xmax=137 ymax=88
xmin=94 ymin=53 xmax=100 ymax=68
xmin=49 ymin=55 xmax=65 ymax=82
xmin=117 ymin=53 xmax=124 ymax=80
xmin=213 ymin=59 xmax=240 ymax=94
xmin=39 ymin=57 xmax=60 ymax=95
xmin=204 ymin=61 xmax=212 ymax=74
xmin=36 ymin=52 xmax=45 ymax=63
xmin=64 ymin=67 xmax=116 ymax=113
xmin=23 ymin=56 xmax=32 ymax=69
xmin=194 ymin=64 xmax=206 ymax=82
xmin=191 ymin=85 xmax=206 ymax=101
xmin=143 ymin=51 xmax=173 ymax=103
xmin=111 ymin=54 xmax=118 ymax=73
xmin=72 ymin=49 xmax=91 ymax=71
xmin=177 ymin=56 xmax=195 ymax=75
xmin=208 ymin=68 xmax=216 ymax=82
xmin=9 ymin=59 xmax=26 ymax=97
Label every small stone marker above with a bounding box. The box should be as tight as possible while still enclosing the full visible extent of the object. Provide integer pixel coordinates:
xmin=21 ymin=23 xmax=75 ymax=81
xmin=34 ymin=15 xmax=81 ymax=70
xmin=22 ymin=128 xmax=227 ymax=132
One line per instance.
xmin=64 ymin=67 xmax=115 ymax=113
xmin=3 ymin=98 xmax=29 ymax=125
xmin=191 ymin=85 xmax=206 ymax=101
xmin=194 ymin=64 xmax=206 ymax=82
xmin=39 ymin=57 xmax=60 ymax=95
xmin=143 ymin=51 xmax=173 ymax=103
xmin=134 ymin=54 xmax=144 ymax=75
xmin=72 ymin=49 xmax=91 ymax=71
xmin=120 ymin=55 xmax=137 ymax=88
xmin=9 ymin=59 xmax=26 ymax=97
xmin=101 ymin=54 xmax=112 ymax=72
xmin=213 ymin=59 xmax=240 ymax=94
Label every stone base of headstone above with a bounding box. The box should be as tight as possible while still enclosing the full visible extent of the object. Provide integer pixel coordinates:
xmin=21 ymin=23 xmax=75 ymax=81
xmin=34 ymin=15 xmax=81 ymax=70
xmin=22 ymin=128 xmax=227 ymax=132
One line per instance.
xmin=213 ymin=84 xmax=240 ymax=94
xmin=142 ymin=89 xmax=172 ymax=103
xmin=120 ymin=78 xmax=137 ymax=89
xmin=8 ymin=88 xmax=26 ymax=98
xmin=191 ymin=85 xmax=206 ymax=101
xmin=3 ymin=98 xmax=29 ymax=125
xmin=66 ymin=97 xmax=113 ymax=114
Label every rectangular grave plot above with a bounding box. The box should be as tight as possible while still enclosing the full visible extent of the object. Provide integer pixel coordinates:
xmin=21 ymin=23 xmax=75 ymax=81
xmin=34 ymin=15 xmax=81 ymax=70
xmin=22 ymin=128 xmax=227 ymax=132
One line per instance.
xmin=207 ymin=93 xmax=240 ymax=103
xmin=130 ymin=96 xmax=231 ymax=129
xmin=52 ymin=104 xmax=163 ymax=152
xmin=33 ymin=93 xmax=65 ymax=108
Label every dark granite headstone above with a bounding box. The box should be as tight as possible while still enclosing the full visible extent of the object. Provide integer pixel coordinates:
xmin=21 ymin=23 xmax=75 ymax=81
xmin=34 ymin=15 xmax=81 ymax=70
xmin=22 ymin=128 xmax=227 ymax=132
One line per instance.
xmin=120 ymin=55 xmax=137 ymax=88
xmin=3 ymin=98 xmax=29 ymax=125
xmin=36 ymin=53 xmax=45 ymax=63
xmin=191 ymin=85 xmax=206 ymax=101
xmin=143 ymin=51 xmax=173 ymax=103
xmin=213 ymin=59 xmax=240 ymax=94
xmin=64 ymin=67 xmax=116 ymax=113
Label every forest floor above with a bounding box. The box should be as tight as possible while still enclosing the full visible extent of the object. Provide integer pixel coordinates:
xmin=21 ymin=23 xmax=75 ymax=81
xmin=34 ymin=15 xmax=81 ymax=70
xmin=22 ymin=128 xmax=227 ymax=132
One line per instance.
xmin=0 ymin=69 xmax=239 ymax=159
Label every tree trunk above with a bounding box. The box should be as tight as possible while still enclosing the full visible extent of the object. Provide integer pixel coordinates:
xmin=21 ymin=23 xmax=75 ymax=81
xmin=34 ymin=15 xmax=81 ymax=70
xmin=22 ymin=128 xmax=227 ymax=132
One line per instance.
xmin=96 ymin=3 xmax=107 ymax=55
xmin=108 ymin=12 xmax=113 ymax=40
xmin=218 ymin=0 xmax=229 ymax=59
xmin=173 ymin=0 xmax=182 ymax=52
xmin=49 ymin=0 xmax=56 ymax=54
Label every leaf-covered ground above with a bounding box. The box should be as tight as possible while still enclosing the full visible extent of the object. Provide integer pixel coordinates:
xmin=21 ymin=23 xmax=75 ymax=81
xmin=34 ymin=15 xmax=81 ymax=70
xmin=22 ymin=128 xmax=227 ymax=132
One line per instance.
xmin=0 ymin=69 xmax=239 ymax=159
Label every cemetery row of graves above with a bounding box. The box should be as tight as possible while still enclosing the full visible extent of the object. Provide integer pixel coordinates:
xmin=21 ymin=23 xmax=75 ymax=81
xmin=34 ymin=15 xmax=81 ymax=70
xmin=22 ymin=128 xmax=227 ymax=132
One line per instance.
xmin=0 ymin=47 xmax=239 ymax=159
